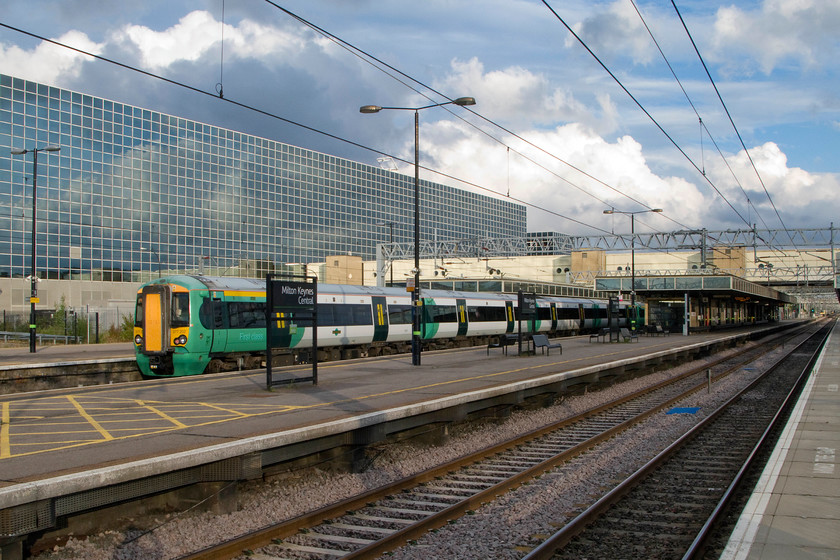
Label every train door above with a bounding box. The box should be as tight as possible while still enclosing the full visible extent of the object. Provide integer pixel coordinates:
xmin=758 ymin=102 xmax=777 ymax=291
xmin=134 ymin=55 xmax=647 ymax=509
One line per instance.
xmin=505 ymin=300 xmax=515 ymax=333
xmin=372 ymin=296 xmax=389 ymax=342
xmin=578 ymin=304 xmax=586 ymax=330
xmin=456 ymin=298 xmax=468 ymax=337
xmin=209 ymin=291 xmax=228 ymax=352
xmin=140 ymin=284 xmax=170 ymax=354
xmin=550 ymin=303 xmax=558 ymax=332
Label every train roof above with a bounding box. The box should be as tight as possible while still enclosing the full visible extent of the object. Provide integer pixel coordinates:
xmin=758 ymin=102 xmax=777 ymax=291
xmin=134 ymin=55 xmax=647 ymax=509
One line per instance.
xmin=141 ymin=275 xmax=612 ymax=304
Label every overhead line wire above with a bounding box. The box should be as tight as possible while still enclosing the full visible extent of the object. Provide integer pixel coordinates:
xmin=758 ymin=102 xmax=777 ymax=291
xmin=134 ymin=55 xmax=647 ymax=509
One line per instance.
xmin=0 ymin=21 xmax=611 ymax=239
xmin=262 ymin=0 xmax=712 ymax=258
xmin=540 ymin=0 xmax=751 ymax=230
xmin=260 ymin=0 xmax=674 ymax=223
xmin=628 ymin=0 xmax=794 ymax=264
xmin=669 ymin=0 xmax=805 ymax=262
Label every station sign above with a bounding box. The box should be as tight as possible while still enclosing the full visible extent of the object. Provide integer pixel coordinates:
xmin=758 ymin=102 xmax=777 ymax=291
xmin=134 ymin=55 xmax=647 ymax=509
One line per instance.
xmin=518 ymin=291 xmax=537 ymax=316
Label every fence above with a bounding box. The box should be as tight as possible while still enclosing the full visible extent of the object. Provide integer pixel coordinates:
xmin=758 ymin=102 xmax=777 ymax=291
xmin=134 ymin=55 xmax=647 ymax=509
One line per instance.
xmin=0 ymin=307 xmax=134 ymax=344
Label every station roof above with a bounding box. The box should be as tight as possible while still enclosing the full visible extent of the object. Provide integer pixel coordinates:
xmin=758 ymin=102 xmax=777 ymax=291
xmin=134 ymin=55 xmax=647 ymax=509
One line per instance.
xmin=594 ymin=274 xmax=794 ymax=305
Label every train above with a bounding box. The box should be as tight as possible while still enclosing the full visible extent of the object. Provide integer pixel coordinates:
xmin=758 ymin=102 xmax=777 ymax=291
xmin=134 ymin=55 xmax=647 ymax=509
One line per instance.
xmin=133 ymin=275 xmax=642 ymax=377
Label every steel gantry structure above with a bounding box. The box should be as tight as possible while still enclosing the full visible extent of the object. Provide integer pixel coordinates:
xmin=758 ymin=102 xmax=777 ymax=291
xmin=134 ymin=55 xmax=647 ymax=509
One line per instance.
xmin=377 ymin=227 xmax=838 ymax=261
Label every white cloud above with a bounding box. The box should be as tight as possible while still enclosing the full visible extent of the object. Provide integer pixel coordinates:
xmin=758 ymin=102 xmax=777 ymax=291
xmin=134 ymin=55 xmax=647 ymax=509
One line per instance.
xmin=709 ymin=142 xmax=840 ymax=224
xmin=414 ymin=118 xmax=704 ymax=234
xmin=116 ymin=10 xmax=315 ymax=70
xmin=0 ymin=30 xmax=102 ymax=84
xmin=438 ymin=57 xmax=620 ymax=135
xmin=569 ymin=0 xmax=658 ymax=65
xmin=712 ymin=0 xmax=840 ymax=74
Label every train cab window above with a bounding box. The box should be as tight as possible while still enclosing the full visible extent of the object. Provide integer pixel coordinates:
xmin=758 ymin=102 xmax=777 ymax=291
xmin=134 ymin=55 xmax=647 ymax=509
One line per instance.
xmin=171 ymin=293 xmax=190 ymax=327
xmin=134 ymin=296 xmax=143 ymax=327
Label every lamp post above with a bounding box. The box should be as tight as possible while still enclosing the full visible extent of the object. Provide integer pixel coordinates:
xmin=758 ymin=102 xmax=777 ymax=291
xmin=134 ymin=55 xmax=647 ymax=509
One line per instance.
xmin=11 ymin=144 xmax=61 ymax=353
xmin=603 ymin=208 xmax=663 ymax=329
xmin=375 ymin=221 xmax=395 ymax=286
xmin=361 ymin=97 xmax=476 ymax=365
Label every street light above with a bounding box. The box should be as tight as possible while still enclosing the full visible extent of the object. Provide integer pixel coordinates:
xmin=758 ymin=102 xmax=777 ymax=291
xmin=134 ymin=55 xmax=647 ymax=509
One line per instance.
xmin=603 ymin=207 xmax=663 ymax=329
xmin=375 ymin=221 xmax=395 ymax=286
xmin=361 ymin=96 xmax=476 ymax=365
xmin=11 ymin=144 xmax=61 ymax=353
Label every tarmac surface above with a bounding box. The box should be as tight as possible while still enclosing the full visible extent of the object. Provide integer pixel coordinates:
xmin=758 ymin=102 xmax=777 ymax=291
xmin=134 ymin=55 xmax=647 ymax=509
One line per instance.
xmin=0 ymin=328 xmax=730 ymax=484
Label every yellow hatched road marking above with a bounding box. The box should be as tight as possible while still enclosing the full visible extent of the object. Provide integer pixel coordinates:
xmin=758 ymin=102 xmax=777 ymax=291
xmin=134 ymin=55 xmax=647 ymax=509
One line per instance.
xmin=137 ymin=400 xmax=188 ymax=429
xmin=67 ymin=396 xmax=114 ymax=440
xmin=1 ymin=402 xmax=10 ymax=458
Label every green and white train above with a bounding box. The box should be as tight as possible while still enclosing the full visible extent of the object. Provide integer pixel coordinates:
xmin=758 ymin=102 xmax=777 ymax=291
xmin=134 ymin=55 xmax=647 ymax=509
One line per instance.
xmin=134 ymin=275 xmax=640 ymax=377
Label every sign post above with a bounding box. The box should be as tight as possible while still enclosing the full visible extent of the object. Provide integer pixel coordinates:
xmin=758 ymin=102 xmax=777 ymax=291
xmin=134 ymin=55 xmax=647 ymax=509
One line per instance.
xmin=518 ymin=291 xmax=537 ymax=355
xmin=266 ymin=274 xmax=318 ymax=388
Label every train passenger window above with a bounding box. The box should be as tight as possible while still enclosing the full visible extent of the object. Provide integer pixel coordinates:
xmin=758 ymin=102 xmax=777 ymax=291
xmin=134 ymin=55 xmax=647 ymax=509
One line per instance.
xmin=171 ymin=293 xmax=190 ymax=327
xmin=467 ymin=306 xmax=506 ymax=322
xmin=388 ymin=304 xmax=413 ymax=325
xmin=318 ymin=304 xmax=373 ymax=326
xmin=228 ymin=302 xmax=267 ymax=329
xmin=424 ymin=305 xmax=457 ymax=323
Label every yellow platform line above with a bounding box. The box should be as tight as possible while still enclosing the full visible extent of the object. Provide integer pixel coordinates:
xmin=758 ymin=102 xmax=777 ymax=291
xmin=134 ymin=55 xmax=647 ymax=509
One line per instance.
xmin=1 ymin=402 xmax=10 ymax=459
xmin=67 ymin=396 xmax=114 ymax=441
xmin=137 ymin=400 xmax=188 ymax=429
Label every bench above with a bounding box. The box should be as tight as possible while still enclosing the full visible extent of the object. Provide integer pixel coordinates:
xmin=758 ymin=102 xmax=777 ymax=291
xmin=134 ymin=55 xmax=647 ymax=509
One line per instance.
xmin=646 ymin=325 xmax=670 ymax=336
xmin=620 ymin=328 xmax=639 ymax=342
xmin=487 ymin=333 xmax=520 ymax=355
xmin=532 ymin=334 xmax=562 ymax=355
xmin=589 ymin=328 xmax=609 ymax=343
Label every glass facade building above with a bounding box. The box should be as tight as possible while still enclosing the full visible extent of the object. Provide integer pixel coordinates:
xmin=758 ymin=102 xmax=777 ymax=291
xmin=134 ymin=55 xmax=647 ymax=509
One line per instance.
xmin=0 ymin=74 xmax=525 ymax=281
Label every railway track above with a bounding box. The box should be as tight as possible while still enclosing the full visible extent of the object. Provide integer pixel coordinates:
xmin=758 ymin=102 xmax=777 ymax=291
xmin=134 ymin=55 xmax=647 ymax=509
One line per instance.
xmin=175 ymin=324 xmax=821 ymax=560
xmin=522 ymin=321 xmax=830 ymax=560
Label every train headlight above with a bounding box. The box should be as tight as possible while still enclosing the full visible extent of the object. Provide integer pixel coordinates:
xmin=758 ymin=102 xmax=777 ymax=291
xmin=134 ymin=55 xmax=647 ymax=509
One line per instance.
xmin=134 ymin=335 xmax=143 ymax=345
xmin=175 ymin=334 xmax=188 ymax=345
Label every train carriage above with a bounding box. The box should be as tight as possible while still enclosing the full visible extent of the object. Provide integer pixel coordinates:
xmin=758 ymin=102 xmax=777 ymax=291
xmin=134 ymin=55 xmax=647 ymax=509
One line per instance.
xmin=134 ymin=275 xmax=639 ymax=378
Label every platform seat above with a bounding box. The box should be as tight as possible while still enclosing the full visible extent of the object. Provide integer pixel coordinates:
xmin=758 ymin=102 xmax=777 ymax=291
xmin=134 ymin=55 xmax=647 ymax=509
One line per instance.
xmin=620 ymin=328 xmax=639 ymax=342
xmin=589 ymin=328 xmax=610 ymax=343
xmin=487 ymin=333 xmax=520 ymax=355
xmin=532 ymin=334 xmax=562 ymax=355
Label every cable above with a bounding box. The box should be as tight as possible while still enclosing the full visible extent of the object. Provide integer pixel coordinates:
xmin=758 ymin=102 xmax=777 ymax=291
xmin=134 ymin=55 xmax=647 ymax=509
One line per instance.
xmin=628 ymin=0 xmax=797 ymax=264
xmin=669 ymin=1 xmax=804 ymax=259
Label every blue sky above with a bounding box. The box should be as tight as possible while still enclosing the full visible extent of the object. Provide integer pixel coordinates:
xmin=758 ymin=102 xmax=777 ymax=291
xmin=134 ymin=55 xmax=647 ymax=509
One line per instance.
xmin=1 ymin=0 xmax=838 ymax=237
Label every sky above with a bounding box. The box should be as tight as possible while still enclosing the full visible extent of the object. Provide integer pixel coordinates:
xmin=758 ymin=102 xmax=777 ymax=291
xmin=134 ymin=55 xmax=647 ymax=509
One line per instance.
xmin=1 ymin=0 xmax=838 ymax=240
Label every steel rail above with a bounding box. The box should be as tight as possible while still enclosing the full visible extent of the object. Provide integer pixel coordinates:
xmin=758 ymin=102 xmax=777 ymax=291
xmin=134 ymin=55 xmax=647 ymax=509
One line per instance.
xmin=521 ymin=321 xmax=829 ymax=560
xmin=176 ymin=325 xmax=813 ymax=560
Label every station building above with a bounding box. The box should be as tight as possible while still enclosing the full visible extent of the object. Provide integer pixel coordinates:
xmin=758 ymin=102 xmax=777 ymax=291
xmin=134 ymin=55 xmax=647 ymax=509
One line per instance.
xmin=0 ymin=74 xmax=525 ymax=324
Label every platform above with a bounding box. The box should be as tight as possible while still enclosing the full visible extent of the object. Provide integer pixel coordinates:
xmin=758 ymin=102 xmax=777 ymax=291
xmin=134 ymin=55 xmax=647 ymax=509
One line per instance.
xmin=722 ymin=321 xmax=840 ymax=559
xmin=0 ymin=322 xmax=802 ymax=552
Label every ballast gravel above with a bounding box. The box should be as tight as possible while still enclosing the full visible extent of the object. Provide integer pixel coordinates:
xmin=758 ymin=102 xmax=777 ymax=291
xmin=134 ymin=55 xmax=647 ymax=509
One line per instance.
xmin=32 ymin=342 xmax=779 ymax=560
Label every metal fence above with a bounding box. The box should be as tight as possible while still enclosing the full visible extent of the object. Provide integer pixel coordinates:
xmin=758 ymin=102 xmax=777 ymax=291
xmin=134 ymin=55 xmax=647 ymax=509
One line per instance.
xmin=0 ymin=307 xmax=134 ymax=344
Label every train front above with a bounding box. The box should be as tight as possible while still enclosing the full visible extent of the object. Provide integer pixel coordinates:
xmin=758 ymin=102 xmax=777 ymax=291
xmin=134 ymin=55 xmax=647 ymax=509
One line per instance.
xmin=134 ymin=276 xmax=209 ymax=377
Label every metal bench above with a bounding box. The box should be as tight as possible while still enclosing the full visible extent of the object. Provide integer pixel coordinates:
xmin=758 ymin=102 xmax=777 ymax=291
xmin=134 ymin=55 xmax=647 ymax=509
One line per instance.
xmin=589 ymin=328 xmax=609 ymax=343
xmin=620 ymin=328 xmax=639 ymax=342
xmin=487 ymin=333 xmax=520 ymax=355
xmin=532 ymin=334 xmax=562 ymax=355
